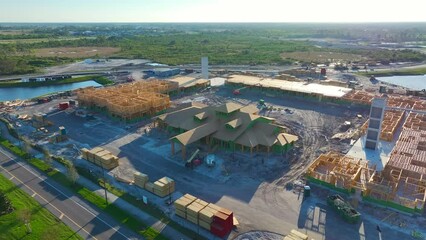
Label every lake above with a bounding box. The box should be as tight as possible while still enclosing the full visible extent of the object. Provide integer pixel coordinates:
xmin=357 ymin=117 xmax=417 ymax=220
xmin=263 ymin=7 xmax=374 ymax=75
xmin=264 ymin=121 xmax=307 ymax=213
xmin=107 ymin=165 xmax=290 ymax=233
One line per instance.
xmin=376 ymin=75 xmax=426 ymax=90
xmin=0 ymin=80 xmax=101 ymax=102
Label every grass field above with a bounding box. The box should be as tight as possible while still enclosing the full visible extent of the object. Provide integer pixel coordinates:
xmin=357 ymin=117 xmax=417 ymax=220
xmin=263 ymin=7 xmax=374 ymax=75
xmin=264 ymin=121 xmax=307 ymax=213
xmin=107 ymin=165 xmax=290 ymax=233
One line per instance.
xmin=281 ymin=51 xmax=365 ymax=63
xmin=358 ymin=66 xmax=426 ymax=76
xmin=34 ymin=47 xmax=121 ymax=58
xmin=0 ymin=174 xmax=82 ymax=240
xmin=0 ymin=37 xmax=95 ymax=45
xmin=0 ymin=30 xmax=31 ymax=35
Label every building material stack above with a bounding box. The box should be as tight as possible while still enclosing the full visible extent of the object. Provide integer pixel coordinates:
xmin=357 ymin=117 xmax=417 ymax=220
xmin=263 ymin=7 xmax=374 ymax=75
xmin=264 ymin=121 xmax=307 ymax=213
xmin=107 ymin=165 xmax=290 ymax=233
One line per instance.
xmin=174 ymin=194 xmax=196 ymax=218
xmin=283 ymin=230 xmax=309 ymax=240
xmin=133 ymin=174 xmax=176 ymax=197
xmin=153 ymin=177 xmax=175 ymax=197
xmin=32 ymin=113 xmax=48 ymax=128
xmin=49 ymin=126 xmax=68 ymax=143
xmin=174 ymin=194 xmax=234 ymax=238
xmin=133 ymin=172 xmax=149 ymax=188
xmin=81 ymin=147 xmax=119 ymax=170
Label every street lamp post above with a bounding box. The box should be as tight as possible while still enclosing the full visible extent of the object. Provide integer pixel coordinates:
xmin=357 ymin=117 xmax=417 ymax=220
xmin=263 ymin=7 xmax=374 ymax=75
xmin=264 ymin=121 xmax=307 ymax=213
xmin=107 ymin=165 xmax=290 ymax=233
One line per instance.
xmin=100 ymin=161 xmax=108 ymax=205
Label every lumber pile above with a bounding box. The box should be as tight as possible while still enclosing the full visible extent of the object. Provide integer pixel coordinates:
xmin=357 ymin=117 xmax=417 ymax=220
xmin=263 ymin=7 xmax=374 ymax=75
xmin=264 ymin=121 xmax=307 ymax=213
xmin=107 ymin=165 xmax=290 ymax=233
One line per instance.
xmin=133 ymin=172 xmax=149 ymax=188
xmin=174 ymin=194 xmax=234 ymax=238
xmin=283 ymin=229 xmax=309 ymax=240
xmin=133 ymin=173 xmax=176 ymax=197
xmin=81 ymin=147 xmax=119 ymax=170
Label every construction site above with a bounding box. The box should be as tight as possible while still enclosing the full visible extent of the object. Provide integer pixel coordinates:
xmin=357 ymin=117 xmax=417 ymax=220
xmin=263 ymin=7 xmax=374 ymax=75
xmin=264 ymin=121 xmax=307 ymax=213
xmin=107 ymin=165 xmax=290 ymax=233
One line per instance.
xmin=3 ymin=60 xmax=426 ymax=240
xmin=76 ymin=79 xmax=178 ymax=122
xmin=307 ymin=94 xmax=426 ymax=213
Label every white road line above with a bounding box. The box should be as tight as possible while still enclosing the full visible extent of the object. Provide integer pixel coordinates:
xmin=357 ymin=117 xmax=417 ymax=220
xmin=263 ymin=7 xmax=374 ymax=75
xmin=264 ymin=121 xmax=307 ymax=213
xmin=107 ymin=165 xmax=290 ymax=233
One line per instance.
xmin=9 ymin=176 xmax=14 ymax=180
xmin=31 ymin=193 xmax=37 ymax=197
xmin=0 ymin=147 xmax=131 ymax=240
xmin=60 ymin=213 xmax=64 ymax=219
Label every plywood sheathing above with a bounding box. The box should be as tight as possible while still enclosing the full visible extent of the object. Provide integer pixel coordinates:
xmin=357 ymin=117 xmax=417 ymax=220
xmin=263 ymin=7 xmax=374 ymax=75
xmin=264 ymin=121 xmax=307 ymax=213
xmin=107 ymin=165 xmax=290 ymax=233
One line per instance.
xmin=76 ymin=80 xmax=178 ymax=120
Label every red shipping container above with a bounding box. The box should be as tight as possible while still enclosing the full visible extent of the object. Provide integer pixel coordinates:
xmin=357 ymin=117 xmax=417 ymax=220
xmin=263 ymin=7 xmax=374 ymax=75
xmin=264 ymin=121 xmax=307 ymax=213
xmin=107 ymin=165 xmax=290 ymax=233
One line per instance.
xmin=59 ymin=102 xmax=69 ymax=110
xmin=210 ymin=222 xmax=230 ymax=238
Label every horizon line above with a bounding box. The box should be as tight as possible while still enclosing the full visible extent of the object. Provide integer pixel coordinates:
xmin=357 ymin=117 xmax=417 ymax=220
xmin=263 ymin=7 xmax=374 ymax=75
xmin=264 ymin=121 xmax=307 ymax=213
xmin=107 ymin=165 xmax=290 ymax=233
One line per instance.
xmin=1 ymin=21 xmax=426 ymax=24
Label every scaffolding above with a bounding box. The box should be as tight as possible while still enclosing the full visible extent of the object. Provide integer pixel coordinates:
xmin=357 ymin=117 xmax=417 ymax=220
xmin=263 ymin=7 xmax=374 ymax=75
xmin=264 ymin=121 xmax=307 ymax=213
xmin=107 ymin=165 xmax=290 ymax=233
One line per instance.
xmin=76 ymin=80 xmax=178 ymax=121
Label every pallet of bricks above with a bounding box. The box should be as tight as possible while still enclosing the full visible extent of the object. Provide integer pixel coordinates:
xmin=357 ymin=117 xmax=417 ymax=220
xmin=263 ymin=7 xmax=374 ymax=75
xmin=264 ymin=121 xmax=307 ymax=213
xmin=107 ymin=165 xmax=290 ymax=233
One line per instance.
xmin=174 ymin=194 xmax=234 ymax=238
xmin=133 ymin=172 xmax=176 ymax=197
xmin=81 ymin=147 xmax=119 ymax=170
xmin=283 ymin=229 xmax=309 ymax=240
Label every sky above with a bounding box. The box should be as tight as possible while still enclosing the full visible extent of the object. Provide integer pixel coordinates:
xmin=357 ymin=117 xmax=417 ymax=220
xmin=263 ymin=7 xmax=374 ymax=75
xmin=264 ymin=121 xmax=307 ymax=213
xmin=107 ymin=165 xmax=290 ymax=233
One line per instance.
xmin=0 ymin=0 xmax=425 ymax=23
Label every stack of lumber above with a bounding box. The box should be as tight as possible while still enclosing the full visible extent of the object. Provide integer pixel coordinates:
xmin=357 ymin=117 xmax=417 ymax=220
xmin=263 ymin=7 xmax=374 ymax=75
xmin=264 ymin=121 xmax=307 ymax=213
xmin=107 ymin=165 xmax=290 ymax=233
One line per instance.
xmin=174 ymin=194 xmax=196 ymax=218
xmin=283 ymin=229 xmax=308 ymax=240
xmin=174 ymin=194 xmax=234 ymax=237
xmin=81 ymin=147 xmax=119 ymax=170
xmin=153 ymin=177 xmax=176 ymax=197
xmin=133 ymin=174 xmax=176 ymax=197
xmin=133 ymin=172 xmax=149 ymax=188
xmin=199 ymin=203 xmax=220 ymax=230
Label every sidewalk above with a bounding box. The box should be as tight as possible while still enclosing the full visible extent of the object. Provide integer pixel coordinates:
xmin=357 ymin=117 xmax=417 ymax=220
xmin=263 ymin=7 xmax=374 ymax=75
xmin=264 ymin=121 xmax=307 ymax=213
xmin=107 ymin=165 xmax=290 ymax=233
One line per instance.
xmin=77 ymin=176 xmax=191 ymax=240
xmin=1 ymin=120 xmax=202 ymax=240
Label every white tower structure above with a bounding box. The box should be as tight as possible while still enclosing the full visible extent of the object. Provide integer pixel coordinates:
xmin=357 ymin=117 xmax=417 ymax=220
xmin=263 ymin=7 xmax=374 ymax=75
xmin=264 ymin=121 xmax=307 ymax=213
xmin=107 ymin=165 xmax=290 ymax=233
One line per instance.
xmin=201 ymin=57 xmax=208 ymax=79
xmin=365 ymin=98 xmax=386 ymax=150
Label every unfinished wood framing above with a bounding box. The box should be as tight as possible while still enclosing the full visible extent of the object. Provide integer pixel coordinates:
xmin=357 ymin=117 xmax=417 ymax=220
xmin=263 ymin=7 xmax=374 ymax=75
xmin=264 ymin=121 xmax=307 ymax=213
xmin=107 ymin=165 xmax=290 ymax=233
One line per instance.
xmin=307 ymin=151 xmax=376 ymax=191
xmin=76 ymin=80 xmax=178 ymax=121
xmin=308 ymin=150 xmax=426 ymax=211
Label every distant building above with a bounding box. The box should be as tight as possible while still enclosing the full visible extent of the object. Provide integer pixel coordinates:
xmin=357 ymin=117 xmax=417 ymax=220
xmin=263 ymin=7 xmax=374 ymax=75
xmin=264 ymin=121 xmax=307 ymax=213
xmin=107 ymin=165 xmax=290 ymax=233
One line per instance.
xmin=143 ymin=68 xmax=181 ymax=78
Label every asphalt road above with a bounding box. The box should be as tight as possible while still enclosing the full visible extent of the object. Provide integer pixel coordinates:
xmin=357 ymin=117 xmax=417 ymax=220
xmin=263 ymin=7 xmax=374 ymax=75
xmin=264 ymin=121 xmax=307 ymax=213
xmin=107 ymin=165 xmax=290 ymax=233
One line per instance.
xmin=0 ymin=147 xmax=141 ymax=240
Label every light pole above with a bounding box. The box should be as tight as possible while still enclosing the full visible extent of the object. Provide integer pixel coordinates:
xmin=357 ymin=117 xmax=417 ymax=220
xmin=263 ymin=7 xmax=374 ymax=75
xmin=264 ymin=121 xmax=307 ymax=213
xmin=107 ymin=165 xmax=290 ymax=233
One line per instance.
xmin=100 ymin=161 xmax=108 ymax=205
xmin=376 ymin=225 xmax=382 ymax=240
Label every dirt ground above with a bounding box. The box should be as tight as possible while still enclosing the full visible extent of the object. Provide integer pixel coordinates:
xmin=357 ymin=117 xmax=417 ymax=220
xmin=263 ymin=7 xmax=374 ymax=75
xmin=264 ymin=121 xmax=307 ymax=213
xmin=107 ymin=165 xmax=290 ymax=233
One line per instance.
xmin=34 ymin=47 xmax=121 ymax=58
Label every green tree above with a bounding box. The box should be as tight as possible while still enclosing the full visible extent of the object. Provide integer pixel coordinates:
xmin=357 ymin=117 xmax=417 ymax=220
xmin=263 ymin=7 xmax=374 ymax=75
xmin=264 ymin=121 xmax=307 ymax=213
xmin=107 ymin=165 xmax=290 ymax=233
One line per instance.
xmin=66 ymin=163 xmax=79 ymax=185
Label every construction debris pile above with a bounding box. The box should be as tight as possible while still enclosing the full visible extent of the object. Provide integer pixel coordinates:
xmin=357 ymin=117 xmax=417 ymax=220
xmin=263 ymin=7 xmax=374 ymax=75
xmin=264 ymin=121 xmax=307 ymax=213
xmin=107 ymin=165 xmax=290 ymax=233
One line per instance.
xmin=327 ymin=194 xmax=361 ymax=223
xmin=81 ymin=147 xmax=119 ymax=170
xmin=76 ymin=80 xmax=178 ymax=121
xmin=174 ymin=194 xmax=233 ymax=238
xmin=133 ymin=172 xmax=175 ymax=197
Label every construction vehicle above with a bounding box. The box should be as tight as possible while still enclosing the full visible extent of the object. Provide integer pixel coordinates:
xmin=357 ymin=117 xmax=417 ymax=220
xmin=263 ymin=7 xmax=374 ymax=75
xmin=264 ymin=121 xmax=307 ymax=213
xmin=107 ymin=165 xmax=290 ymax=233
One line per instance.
xmin=185 ymin=149 xmax=204 ymax=169
xmin=327 ymin=194 xmax=361 ymax=224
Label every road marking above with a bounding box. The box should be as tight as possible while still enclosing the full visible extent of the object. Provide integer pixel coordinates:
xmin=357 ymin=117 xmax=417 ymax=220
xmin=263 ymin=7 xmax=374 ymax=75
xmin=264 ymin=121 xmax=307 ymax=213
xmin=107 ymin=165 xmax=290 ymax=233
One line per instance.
xmin=31 ymin=193 xmax=36 ymax=197
xmin=59 ymin=213 xmax=64 ymax=219
xmin=9 ymin=176 xmax=14 ymax=180
xmin=0 ymin=147 xmax=130 ymax=239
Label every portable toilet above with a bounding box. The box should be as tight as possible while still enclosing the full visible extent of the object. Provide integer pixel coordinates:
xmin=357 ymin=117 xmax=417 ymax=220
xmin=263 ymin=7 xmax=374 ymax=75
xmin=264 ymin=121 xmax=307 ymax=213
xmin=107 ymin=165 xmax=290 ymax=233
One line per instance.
xmin=304 ymin=186 xmax=311 ymax=197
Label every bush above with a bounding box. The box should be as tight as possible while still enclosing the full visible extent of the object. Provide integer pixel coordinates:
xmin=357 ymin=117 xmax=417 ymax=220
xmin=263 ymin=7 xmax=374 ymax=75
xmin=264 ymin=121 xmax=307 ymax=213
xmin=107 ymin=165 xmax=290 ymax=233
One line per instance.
xmin=0 ymin=191 xmax=14 ymax=216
